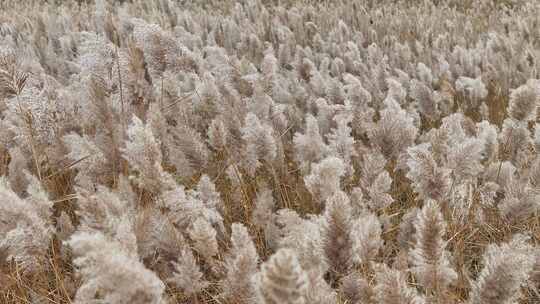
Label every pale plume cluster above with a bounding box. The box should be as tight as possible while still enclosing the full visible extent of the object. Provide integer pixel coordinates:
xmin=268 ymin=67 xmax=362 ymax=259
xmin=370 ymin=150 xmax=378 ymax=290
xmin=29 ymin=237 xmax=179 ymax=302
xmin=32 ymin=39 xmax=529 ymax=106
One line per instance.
xmin=0 ymin=0 xmax=540 ymax=303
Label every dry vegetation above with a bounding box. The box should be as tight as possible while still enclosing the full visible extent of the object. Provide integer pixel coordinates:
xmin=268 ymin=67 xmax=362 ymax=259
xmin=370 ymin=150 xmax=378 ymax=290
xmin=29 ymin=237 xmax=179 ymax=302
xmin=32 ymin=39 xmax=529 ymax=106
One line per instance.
xmin=0 ymin=0 xmax=540 ymax=303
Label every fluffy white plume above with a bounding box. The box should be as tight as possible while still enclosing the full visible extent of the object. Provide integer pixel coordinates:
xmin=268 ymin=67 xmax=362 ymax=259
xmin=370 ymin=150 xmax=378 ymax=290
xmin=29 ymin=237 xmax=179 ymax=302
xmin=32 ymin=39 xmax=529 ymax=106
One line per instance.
xmin=407 ymin=143 xmax=452 ymax=202
xmin=470 ymin=234 xmax=535 ymax=304
xmin=352 ymin=211 xmax=383 ymax=265
xmin=121 ymin=115 xmax=175 ymax=193
xmin=293 ymin=114 xmax=329 ymax=174
xmin=409 ymin=201 xmax=457 ymax=293
xmin=507 ymin=80 xmax=539 ymax=122
xmin=256 ymin=248 xmax=307 ymax=304
xmin=68 ymin=232 xmax=165 ymax=304
xmin=304 ymin=156 xmax=345 ymax=203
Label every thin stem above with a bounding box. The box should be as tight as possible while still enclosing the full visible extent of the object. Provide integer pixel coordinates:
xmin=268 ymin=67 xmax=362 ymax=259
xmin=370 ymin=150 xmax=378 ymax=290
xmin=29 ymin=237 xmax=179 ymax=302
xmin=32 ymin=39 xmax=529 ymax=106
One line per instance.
xmin=496 ymin=125 xmax=513 ymax=183
xmin=115 ymin=44 xmax=125 ymax=134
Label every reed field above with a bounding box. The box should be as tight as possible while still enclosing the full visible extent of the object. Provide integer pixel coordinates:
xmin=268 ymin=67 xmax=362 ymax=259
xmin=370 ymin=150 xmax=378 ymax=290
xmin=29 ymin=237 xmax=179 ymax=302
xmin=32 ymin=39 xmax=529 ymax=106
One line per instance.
xmin=0 ymin=0 xmax=540 ymax=303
